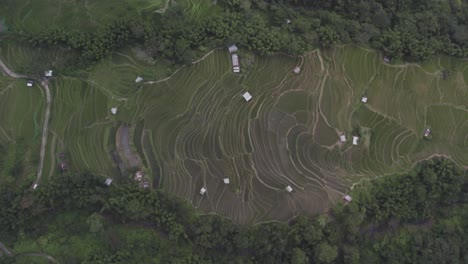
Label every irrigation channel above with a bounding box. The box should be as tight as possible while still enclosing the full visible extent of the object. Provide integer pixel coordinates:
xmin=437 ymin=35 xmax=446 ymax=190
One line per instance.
xmin=0 ymin=58 xmax=51 ymax=190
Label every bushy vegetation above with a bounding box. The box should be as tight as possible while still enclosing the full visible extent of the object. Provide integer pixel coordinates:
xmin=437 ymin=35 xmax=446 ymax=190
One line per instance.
xmin=0 ymin=158 xmax=467 ymax=263
xmin=11 ymin=0 xmax=468 ymax=70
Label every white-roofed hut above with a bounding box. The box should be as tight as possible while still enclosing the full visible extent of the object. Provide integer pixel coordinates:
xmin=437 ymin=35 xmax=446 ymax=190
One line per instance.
xmin=45 ymin=70 xmax=53 ymax=77
xmin=135 ymin=76 xmax=144 ymax=83
xmin=352 ymin=136 xmax=359 ymax=145
xmin=339 ymin=133 xmax=346 ymax=142
xmin=343 ymin=195 xmax=352 ymax=203
xmin=424 ymin=128 xmax=431 ymax=137
xmin=105 ymin=178 xmax=113 ymax=186
xmin=243 ymin=92 xmax=252 ymax=102
xmin=228 ymin=44 xmax=238 ymax=53
xmin=200 ymin=187 xmax=207 ymax=195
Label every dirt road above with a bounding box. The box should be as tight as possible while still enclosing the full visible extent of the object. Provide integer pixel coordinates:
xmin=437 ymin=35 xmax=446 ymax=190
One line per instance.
xmin=0 ymin=59 xmax=51 ymax=189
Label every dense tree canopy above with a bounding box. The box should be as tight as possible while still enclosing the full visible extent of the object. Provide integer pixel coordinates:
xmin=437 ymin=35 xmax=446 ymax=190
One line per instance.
xmin=0 ymin=157 xmax=467 ymax=263
xmin=13 ymin=0 xmax=468 ymax=73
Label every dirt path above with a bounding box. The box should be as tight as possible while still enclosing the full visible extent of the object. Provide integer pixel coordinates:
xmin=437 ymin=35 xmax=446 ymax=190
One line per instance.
xmin=0 ymin=241 xmax=13 ymax=256
xmin=0 ymin=59 xmax=51 ymax=189
xmin=0 ymin=240 xmax=59 ymax=263
xmin=21 ymin=253 xmax=59 ymax=263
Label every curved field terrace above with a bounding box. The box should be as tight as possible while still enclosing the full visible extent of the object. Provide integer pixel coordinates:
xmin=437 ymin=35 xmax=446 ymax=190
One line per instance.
xmin=2 ymin=42 xmax=467 ymax=224
xmin=123 ymin=47 xmax=468 ymax=224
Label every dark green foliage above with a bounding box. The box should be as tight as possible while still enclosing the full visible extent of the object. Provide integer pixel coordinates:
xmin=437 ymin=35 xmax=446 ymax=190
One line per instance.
xmin=15 ymin=0 xmax=468 ymax=67
xmin=0 ymin=158 xmax=466 ymax=263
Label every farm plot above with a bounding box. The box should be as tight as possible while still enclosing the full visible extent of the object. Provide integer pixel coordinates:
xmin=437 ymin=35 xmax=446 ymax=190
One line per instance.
xmin=122 ymin=47 xmax=468 ymax=224
xmin=0 ymin=0 xmax=158 ymax=33
xmin=42 ymin=78 xmax=118 ymax=179
xmin=0 ymin=76 xmax=44 ymax=186
xmin=3 ymin=41 xmax=467 ymax=223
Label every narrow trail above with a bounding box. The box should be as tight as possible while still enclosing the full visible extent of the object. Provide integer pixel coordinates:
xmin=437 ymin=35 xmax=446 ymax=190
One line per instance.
xmin=0 ymin=59 xmax=51 ymax=189
xmin=0 ymin=241 xmax=13 ymax=256
xmin=0 ymin=240 xmax=59 ymax=263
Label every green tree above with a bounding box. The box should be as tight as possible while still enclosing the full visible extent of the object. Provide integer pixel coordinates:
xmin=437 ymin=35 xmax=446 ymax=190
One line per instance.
xmin=315 ymin=242 xmax=338 ymax=263
xmin=291 ymin=248 xmax=309 ymax=264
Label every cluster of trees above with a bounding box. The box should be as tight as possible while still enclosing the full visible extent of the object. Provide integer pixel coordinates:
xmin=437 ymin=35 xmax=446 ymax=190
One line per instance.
xmin=0 ymin=157 xmax=467 ymax=263
xmin=15 ymin=0 xmax=468 ymax=69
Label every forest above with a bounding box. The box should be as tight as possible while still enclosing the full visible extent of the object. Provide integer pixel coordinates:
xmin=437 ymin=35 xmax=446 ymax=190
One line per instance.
xmin=0 ymin=157 xmax=467 ymax=263
xmin=17 ymin=0 xmax=468 ymax=73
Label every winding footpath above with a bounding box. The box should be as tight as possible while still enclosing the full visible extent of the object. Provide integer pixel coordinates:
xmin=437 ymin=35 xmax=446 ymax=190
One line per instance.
xmin=0 ymin=59 xmax=51 ymax=189
xmin=0 ymin=241 xmax=58 ymax=263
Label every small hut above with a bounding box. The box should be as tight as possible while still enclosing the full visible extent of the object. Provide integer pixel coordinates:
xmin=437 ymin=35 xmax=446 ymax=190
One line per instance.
xmin=383 ymin=56 xmax=391 ymax=63
xmin=27 ymin=81 xmax=33 ymax=87
xmin=343 ymin=195 xmax=352 ymax=203
xmin=339 ymin=133 xmax=347 ymax=142
xmin=134 ymin=171 xmax=143 ymax=181
xmin=143 ymin=181 xmax=149 ymax=188
xmin=228 ymin=44 xmax=238 ymax=53
xmin=285 ymin=185 xmax=293 ymax=192
xmin=352 ymin=136 xmax=359 ymax=145
xmin=45 ymin=70 xmax=53 ymax=77
xmin=243 ymin=92 xmax=252 ymax=102
xmin=223 ymin=178 xmax=230 ymax=184
xmin=200 ymin=187 xmax=207 ymax=195
xmin=33 ymin=184 xmax=38 ymax=189
xmin=135 ymin=76 xmax=144 ymax=83
xmin=285 ymin=19 xmax=292 ymax=24
xmin=104 ymin=178 xmax=113 ymax=186
xmin=111 ymin=107 xmax=118 ymax=115
xmin=293 ymin=66 xmax=301 ymax=74
xmin=361 ymin=96 xmax=368 ymax=103
xmin=59 ymin=162 xmax=68 ymax=171
xmin=424 ymin=128 xmax=431 ymax=137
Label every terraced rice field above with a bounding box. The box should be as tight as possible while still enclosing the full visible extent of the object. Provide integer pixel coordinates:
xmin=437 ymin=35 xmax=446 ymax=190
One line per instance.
xmin=42 ymin=78 xmax=118 ymax=180
xmin=1 ymin=44 xmax=468 ymax=224
xmin=0 ymin=0 xmax=158 ymax=33
xmin=121 ymin=47 xmax=468 ymax=224
xmin=0 ymin=75 xmax=44 ymax=185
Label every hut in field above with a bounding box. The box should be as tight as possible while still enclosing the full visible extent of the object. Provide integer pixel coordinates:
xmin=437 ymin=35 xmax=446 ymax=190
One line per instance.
xmin=134 ymin=171 xmax=143 ymax=181
xmin=59 ymin=162 xmax=68 ymax=171
xmin=285 ymin=185 xmax=293 ymax=192
xmin=339 ymin=133 xmax=346 ymax=142
xmin=383 ymin=56 xmax=391 ymax=63
xmin=361 ymin=96 xmax=368 ymax=103
xmin=424 ymin=128 xmax=431 ymax=137
xmin=33 ymin=184 xmax=38 ymax=189
xmin=243 ymin=92 xmax=252 ymax=102
xmin=223 ymin=178 xmax=230 ymax=184
xmin=343 ymin=195 xmax=352 ymax=203
xmin=135 ymin=76 xmax=144 ymax=83
xmin=228 ymin=44 xmax=238 ymax=53
xmin=231 ymin=54 xmax=240 ymax=73
xmin=45 ymin=70 xmax=53 ymax=77
xmin=104 ymin=178 xmax=113 ymax=186
xmin=111 ymin=107 xmax=118 ymax=115
xmin=27 ymin=80 xmax=33 ymax=87
xmin=293 ymin=66 xmax=301 ymax=74
xmin=352 ymin=136 xmax=359 ymax=145
xmin=143 ymin=181 xmax=149 ymax=188
xmin=200 ymin=187 xmax=207 ymax=195
xmin=285 ymin=19 xmax=291 ymax=24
